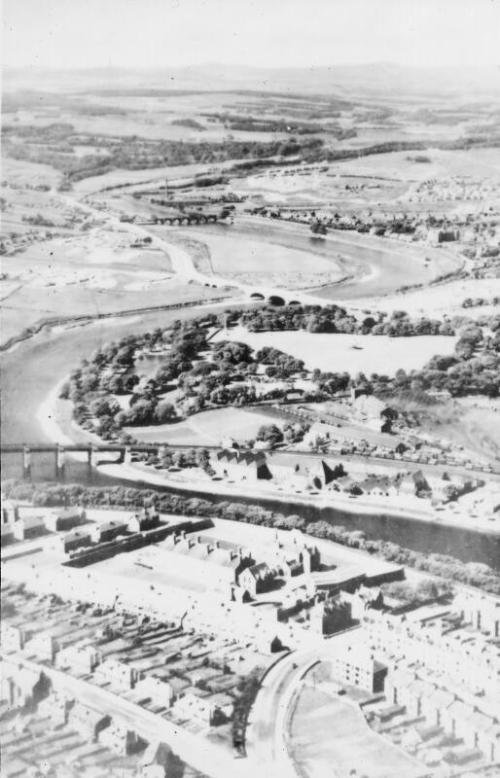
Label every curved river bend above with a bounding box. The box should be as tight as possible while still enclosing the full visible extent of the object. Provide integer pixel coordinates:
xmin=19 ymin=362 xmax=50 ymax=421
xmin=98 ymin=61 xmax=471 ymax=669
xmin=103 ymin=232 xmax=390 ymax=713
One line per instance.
xmin=1 ymin=306 xmax=498 ymax=571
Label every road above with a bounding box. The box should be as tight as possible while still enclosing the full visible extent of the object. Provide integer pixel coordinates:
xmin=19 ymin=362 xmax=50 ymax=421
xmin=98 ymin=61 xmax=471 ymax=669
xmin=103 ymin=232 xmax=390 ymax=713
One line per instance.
xmin=245 ymin=636 xmax=358 ymax=777
xmin=5 ymin=654 xmax=259 ymax=778
xmin=245 ymin=651 xmax=316 ymax=777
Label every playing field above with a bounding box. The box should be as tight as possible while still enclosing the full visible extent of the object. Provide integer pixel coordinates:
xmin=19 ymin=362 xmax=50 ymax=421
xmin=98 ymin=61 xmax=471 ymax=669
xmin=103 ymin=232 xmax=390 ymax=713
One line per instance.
xmin=212 ymin=326 xmax=456 ymax=375
xmin=289 ymin=682 xmax=425 ymax=778
xmin=127 ymin=406 xmax=278 ymax=446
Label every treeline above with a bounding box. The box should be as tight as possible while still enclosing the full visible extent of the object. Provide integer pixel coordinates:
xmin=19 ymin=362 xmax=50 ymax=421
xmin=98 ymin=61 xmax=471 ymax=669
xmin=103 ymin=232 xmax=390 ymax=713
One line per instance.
xmin=240 ymin=303 xmax=457 ymax=337
xmin=64 ymin=306 xmax=500 ymax=446
xmin=202 ymin=111 xmax=356 ymax=139
xmin=2 ymin=480 xmax=499 ymax=595
xmin=2 ymin=122 xmax=324 ymax=182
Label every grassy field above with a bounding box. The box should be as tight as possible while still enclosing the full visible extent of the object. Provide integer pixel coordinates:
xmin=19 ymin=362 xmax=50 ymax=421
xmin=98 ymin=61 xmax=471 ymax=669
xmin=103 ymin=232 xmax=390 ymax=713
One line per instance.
xmin=346 ymin=277 xmax=499 ymax=319
xmin=212 ymin=326 xmax=457 ymax=375
xmin=289 ymin=679 xmax=425 ymax=778
xmin=329 ymin=147 xmax=500 ymax=182
xmin=0 ymin=156 xmax=62 ymax=189
xmin=126 ymin=406 xmax=278 ymax=446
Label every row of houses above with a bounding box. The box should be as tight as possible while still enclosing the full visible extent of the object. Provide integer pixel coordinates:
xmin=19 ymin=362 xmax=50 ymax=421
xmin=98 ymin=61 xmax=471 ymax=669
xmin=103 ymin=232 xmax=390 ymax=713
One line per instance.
xmin=365 ymin=608 xmax=500 ymax=699
xmin=212 ymin=447 xmax=478 ymax=504
xmin=0 ymin=502 xmax=165 ymax=550
xmin=1 ymin=505 xmax=85 ymax=545
xmin=385 ymin=664 xmax=500 ymax=763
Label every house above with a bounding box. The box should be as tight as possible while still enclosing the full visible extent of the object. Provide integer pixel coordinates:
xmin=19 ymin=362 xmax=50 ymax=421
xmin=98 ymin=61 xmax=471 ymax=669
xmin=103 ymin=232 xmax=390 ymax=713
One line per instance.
xmin=94 ymin=658 xmax=136 ymax=691
xmin=90 ymin=520 xmax=128 ymax=544
xmin=0 ymin=665 xmax=42 ymax=709
xmin=69 ymin=703 xmax=111 ymax=740
xmin=328 ymin=644 xmax=387 ymax=693
xmin=128 ymin=506 xmax=161 ymax=534
xmin=24 ymin=633 xmax=59 ymax=662
xmin=342 ymin=587 xmax=384 ymax=620
xmin=454 ymin=588 xmax=500 ymax=637
xmin=44 ymin=508 xmax=85 ymax=533
xmin=166 ymin=676 xmax=190 ymax=701
xmin=56 ymin=643 xmax=99 ymax=675
xmin=214 ymin=449 xmax=272 ymax=481
xmin=1 ymin=500 xmax=19 ymax=525
xmin=1 ymin=522 xmax=15 ymax=546
xmin=134 ymin=676 xmax=174 ymax=708
xmin=12 ymin=515 xmax=46 ymax=541
xmin=61 ymin=528 xmax=92 ymax=554
xmin=181 ymin=666 xmax=221 ymax=688
xmin=37 ymin=692 xmax=74 ymax=726
xmin=100 ymin=721 xmax=143 ymax=755
xmin=352 ymin=394 xmax=397 ymax=432
xmin=173 ymin=688 xmax=232 ymax=725
xmin=1 ymin=624 xmax=33 ymax=652
xmin=239 ymin=562 xmax=272 ymax=597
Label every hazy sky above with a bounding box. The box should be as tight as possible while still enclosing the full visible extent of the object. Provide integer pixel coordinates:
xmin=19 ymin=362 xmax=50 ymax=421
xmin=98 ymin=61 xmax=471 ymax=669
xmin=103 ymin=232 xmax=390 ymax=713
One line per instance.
xmin=3 ymin=0 xmax=500 ymax=70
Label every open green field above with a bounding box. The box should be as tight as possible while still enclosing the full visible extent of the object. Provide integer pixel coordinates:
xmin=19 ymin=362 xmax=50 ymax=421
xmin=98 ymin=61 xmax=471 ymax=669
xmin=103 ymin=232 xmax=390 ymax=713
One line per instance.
xmin=126 ymin=406 xmax=277 ymax=446
xmin=289 ymin=681 xmax=425 ymax=778
xmin=212 ymin=326 xmax=457 ymax=375
xmin=329 ymin=147 xmax=500 ymax=182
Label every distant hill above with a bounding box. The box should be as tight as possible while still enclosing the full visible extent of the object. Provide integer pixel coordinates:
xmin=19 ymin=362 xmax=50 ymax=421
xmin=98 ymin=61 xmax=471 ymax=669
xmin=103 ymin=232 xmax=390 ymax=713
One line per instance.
xmin=3 ymin=62 xmax=500 ymax=103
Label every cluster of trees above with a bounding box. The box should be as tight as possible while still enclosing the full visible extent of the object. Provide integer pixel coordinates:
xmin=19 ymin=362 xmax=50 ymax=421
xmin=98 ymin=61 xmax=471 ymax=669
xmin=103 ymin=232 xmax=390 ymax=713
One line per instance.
xmin=202 ymin=111 xmax=356 ymax=140
xmin=65 ymin=306 xmax=500 ymax=444
xmin=462 ymin=296 xmax=500 ymax=308
xmin=4 ymin=480 xmax=499 ymax=595
xmin=66 ymin=309 xmax=319 ymax=438
xmin=21 ymin=214 xmax=56 ymax=227
xmin=240 ymin=304 xmax=456 ymax=338
xmin=3 ymin=121 xmax=326 ymax=182
xmin=381 ymin=579 xmax=453 ymax=606
xmin=254 ymin=346 xmax=305 ymax=378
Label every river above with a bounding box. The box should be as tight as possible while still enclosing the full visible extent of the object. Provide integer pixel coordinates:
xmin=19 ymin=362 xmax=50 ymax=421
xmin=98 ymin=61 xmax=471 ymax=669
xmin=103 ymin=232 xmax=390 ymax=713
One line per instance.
xmin=1 ymin=306 xmax=498 ymax=571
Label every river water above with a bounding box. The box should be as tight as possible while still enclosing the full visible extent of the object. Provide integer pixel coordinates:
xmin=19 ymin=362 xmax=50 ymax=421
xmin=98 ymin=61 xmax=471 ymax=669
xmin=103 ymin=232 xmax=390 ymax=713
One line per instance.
xmin=2 ymin=304 xmax=498 ymax=571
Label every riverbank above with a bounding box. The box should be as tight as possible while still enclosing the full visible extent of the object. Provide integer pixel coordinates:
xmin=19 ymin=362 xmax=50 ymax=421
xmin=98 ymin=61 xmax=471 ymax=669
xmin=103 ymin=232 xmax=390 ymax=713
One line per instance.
xmin=35 ymin=375 xmax=500 ymax=540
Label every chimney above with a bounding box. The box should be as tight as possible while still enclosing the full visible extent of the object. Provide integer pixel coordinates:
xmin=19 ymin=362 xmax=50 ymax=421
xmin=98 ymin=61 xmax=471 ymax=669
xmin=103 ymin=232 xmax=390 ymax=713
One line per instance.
xmin=215 ymin=540 xmax=220 ymax=549
xmin=197 ymin=535 xmax=203 ymax=544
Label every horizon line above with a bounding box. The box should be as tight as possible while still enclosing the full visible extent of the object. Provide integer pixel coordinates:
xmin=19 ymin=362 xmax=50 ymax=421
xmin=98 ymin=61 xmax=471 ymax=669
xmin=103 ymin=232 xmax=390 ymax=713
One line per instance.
xmin=4 ymin=61 xmax=500 ymax=73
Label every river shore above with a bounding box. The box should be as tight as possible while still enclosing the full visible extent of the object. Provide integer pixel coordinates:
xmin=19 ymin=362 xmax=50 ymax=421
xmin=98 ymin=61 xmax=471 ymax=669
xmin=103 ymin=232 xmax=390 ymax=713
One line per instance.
xmin=35 ymin=376 xmax=500 ymax=539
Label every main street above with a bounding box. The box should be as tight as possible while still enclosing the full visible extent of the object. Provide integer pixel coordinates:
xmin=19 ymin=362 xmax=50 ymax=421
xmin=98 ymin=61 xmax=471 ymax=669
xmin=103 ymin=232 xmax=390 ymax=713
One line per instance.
xmin=4 ymin=654 xmax=259 ymax=778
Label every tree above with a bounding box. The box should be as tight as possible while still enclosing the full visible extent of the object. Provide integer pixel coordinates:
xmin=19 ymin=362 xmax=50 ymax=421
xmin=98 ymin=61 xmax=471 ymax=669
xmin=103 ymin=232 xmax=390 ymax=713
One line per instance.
xmin=256 ymin=424 xmax=284 ymax=448
xmin=154 ymin=402 xmax=177 ymax=424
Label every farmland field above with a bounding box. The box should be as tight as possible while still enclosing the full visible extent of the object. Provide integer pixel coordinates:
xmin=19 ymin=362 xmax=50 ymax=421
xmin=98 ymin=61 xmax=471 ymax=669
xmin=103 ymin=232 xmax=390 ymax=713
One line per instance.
xmin=212 ymin=325 xmax=457 ymax=375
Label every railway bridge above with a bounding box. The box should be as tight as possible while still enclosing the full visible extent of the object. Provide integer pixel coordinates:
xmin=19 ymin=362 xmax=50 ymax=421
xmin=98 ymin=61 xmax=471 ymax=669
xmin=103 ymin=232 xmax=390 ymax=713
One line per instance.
xmin=0 ymin=443 xmax=179 ymax=482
